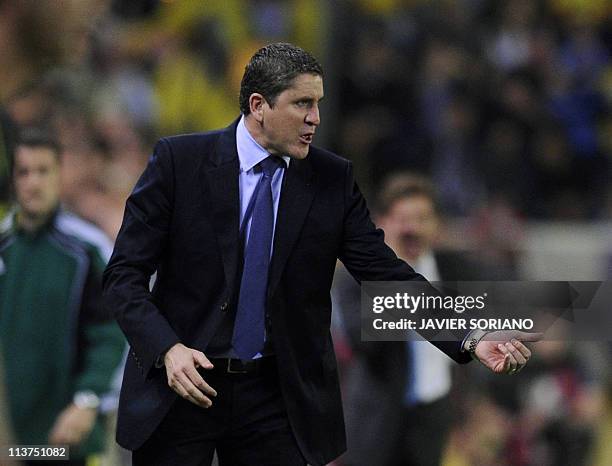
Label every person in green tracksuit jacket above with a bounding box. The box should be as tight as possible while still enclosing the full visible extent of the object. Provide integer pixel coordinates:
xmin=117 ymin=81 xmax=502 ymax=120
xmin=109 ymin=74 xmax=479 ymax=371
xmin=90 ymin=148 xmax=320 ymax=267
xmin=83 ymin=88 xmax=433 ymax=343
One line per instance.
xmin=0 ymin=129 xmax=125 ymax=466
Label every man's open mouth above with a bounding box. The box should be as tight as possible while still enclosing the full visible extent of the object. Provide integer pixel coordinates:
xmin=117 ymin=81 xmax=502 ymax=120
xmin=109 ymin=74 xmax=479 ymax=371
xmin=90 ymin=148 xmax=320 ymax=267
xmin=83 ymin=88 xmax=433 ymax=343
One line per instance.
xmin=299 ymin=134 xmax=313 ymax=144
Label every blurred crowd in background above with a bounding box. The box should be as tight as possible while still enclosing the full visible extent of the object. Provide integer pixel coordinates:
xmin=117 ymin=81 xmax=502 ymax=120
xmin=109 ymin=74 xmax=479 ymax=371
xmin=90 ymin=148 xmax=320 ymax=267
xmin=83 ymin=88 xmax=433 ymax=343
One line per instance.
xmin=0 ymin=0 xmax=610 ymax=465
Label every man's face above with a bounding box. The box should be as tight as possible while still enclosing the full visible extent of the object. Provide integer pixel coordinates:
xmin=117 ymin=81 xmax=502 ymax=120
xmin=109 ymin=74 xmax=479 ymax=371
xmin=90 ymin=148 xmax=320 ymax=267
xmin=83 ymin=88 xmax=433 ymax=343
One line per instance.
xmin=13 ymin=145 xmax=61 ymax=221
xmin=258 ymin=73 xmax=323 ymax=159
xmin=377 ymin=195 xmax=439 ymax=262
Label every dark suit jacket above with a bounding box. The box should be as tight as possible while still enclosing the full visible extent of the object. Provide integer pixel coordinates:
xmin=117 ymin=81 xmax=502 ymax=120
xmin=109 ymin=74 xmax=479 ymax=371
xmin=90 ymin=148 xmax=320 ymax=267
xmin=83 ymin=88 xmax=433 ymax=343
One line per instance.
xmin=102 ymin=120 xmax=470 ymax=466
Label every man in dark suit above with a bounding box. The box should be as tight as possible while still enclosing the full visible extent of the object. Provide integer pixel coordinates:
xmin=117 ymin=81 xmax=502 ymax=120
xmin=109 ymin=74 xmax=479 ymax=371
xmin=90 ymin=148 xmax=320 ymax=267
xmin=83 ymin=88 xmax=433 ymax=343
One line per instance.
xmin=103 ymin=43 xmax=537 ymax=466
xmin=333 ymin=173 xmax=511 ymax=466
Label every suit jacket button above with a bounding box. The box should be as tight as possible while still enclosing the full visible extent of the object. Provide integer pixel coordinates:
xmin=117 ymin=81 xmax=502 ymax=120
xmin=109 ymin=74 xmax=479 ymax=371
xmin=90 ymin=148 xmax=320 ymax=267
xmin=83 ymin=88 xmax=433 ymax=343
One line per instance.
xmin=220 ymin=301 xmax=228 ymax=312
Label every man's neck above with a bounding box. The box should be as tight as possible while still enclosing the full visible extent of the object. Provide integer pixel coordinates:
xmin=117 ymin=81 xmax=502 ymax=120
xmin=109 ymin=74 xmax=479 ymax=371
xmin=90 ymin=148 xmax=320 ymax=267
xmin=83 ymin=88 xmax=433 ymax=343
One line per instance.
xmin=16 ymin=211 xmax=53 ymax=233
xmin=401 ymin=249 xmax=434 ymax=267
xmin=243 ymin=114 xmax=268 ymax=152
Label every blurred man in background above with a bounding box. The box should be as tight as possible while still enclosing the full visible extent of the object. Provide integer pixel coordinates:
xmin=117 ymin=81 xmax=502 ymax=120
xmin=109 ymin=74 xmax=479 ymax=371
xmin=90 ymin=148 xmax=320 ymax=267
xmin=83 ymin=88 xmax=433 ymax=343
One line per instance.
xmin=0 ymin=129 xmax=125 ymax=466
xmin=333 ymin=173 xmax=501 ymax=466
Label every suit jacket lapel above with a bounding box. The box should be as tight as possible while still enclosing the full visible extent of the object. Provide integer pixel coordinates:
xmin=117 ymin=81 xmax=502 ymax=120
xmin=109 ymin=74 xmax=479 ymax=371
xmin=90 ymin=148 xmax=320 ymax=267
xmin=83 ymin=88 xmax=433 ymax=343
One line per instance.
xmin=268 ymin=156 xmax=315 ymax=295
xmin=199 ymin=120 xmax=316 ymax=298
xmin=201 ymin=121 xmax=241 ymax=293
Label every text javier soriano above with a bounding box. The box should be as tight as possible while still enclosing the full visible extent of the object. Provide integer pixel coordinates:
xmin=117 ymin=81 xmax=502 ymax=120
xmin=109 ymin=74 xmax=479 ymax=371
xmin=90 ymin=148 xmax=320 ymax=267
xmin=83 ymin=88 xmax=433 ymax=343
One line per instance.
xmin=361 ymin=281 xmax=611 ymax=342
xmin=367 ymin=289 xmax=534 ymax=336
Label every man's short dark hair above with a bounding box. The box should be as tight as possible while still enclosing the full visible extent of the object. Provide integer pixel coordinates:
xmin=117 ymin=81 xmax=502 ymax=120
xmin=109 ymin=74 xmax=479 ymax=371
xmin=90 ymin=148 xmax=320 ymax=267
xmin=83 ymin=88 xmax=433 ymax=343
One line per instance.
xmin=239 ymin=42 xmax=323 ymax=115
xmin=13 ymin=128 xmax=62 ymax=175
xmin=16 ymin=128 xmax=62 ymax=159
xmin=374 ymin=173 xmax=440 ymax=217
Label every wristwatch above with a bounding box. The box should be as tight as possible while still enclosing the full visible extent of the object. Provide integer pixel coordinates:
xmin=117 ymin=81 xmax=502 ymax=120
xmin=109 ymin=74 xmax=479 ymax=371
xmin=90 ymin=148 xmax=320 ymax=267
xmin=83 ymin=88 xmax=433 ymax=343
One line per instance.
xmin=463 ymin=329 xmax=488 ymax=355
xmin=73 ymin=390 xmax=101 ymax=410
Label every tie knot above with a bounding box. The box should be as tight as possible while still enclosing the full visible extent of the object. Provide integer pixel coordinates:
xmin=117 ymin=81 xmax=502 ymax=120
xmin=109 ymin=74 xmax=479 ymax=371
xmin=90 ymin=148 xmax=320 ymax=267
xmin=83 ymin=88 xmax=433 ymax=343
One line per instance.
xmin=259 ymin=156 xmax=284 ymax=178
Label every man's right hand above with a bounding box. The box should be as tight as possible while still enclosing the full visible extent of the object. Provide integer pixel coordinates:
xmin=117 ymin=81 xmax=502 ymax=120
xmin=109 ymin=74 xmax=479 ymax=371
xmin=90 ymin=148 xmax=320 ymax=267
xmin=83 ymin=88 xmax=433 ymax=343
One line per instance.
xmin=163 ymin=343 xmax=217 ymax=408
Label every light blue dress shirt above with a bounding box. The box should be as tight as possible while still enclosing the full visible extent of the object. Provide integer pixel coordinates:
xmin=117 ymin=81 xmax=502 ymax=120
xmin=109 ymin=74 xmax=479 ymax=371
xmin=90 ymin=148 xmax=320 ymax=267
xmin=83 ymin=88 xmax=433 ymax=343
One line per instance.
xmin=236 ymin=115 xmax=289 ymax=253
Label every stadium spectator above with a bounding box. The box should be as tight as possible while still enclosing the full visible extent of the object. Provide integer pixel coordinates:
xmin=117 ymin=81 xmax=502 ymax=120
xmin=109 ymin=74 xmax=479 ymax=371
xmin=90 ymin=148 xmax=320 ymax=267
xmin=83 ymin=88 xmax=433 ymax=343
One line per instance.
xmin=333 ymin=173 xmax=506 ymax=466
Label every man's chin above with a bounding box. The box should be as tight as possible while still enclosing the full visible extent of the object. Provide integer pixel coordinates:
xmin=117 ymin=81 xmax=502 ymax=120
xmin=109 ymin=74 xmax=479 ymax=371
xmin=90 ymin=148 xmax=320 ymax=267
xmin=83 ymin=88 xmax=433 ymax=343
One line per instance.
xmin=286 ymin=150 xmax=309 ymax=160
xmin=400 ymin=245 xmax=425 ymax=262
xmin=285 ymin=142 xmax=311 ymax=160
xmin=21 ymin=206 xmax=54 ymax=220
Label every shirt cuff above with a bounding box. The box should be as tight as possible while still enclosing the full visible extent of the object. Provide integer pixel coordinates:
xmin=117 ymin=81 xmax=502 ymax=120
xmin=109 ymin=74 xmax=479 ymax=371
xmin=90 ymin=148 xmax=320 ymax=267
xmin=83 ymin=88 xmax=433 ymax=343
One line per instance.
xmin=460 ymin=329 xmax=489 ymax=352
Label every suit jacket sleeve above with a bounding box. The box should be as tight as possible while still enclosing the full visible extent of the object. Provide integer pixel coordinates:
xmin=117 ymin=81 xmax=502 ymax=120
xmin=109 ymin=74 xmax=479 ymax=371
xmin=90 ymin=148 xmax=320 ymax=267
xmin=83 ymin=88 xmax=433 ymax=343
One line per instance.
xmin=103 ymin=139 xmax=180 ymax=378
xmin=338 ymin=161 xmax=422 ymax=283
xmin=337 ymin=161 xmax=471 ymax=364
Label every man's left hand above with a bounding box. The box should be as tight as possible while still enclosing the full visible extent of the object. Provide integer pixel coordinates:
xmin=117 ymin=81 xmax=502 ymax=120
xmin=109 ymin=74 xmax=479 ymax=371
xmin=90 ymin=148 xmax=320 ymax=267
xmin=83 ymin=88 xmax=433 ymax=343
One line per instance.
xmin=474 ymin=330 xmax=543 ymax=374
xmin=48 ymin=403 xmax=97 ymax=445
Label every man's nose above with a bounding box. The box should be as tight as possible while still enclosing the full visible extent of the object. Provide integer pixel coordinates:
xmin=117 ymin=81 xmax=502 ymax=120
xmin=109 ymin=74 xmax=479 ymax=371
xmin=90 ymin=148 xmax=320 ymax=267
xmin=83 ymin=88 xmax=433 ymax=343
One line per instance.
xmin=306 ymin=104 xmax=320 ymax=126
xmin=401 ymin=225 xmax=421 ymax=236
xmin=26 ymin=173 xmax=43 ymax=187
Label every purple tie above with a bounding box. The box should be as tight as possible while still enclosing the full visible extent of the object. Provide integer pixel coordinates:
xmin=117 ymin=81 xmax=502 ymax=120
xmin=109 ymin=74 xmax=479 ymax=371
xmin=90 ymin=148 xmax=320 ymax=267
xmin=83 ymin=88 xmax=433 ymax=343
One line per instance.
xmin=232 ymin=156 xmax=283 ymax=359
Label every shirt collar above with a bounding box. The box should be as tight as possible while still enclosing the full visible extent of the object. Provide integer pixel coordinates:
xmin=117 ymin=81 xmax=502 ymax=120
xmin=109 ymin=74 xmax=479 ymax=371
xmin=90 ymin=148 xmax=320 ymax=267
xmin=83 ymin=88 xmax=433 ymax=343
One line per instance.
xmin=236 ymin=115 xmax=290 ymax=173
xmin=411 ymin=250 xmax=439 ymax=281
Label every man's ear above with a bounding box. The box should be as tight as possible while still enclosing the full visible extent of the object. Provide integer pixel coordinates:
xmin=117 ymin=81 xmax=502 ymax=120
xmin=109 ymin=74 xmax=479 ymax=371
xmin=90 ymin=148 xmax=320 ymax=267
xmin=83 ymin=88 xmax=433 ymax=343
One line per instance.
xmin=249 ymin=93 xmax=266 ymax=123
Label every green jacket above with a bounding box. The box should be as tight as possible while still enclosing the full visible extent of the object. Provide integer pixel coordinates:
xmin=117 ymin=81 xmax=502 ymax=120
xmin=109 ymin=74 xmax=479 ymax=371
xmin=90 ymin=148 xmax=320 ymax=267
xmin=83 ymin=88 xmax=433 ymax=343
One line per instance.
xmin=0 ymin=209 xmax=125 ymax=457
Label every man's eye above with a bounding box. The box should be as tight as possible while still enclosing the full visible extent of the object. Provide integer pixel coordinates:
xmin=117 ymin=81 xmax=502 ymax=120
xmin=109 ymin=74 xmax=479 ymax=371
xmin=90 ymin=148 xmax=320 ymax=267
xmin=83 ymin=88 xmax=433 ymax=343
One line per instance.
xmin=296 ymin=101 xmax=309 ymax=107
